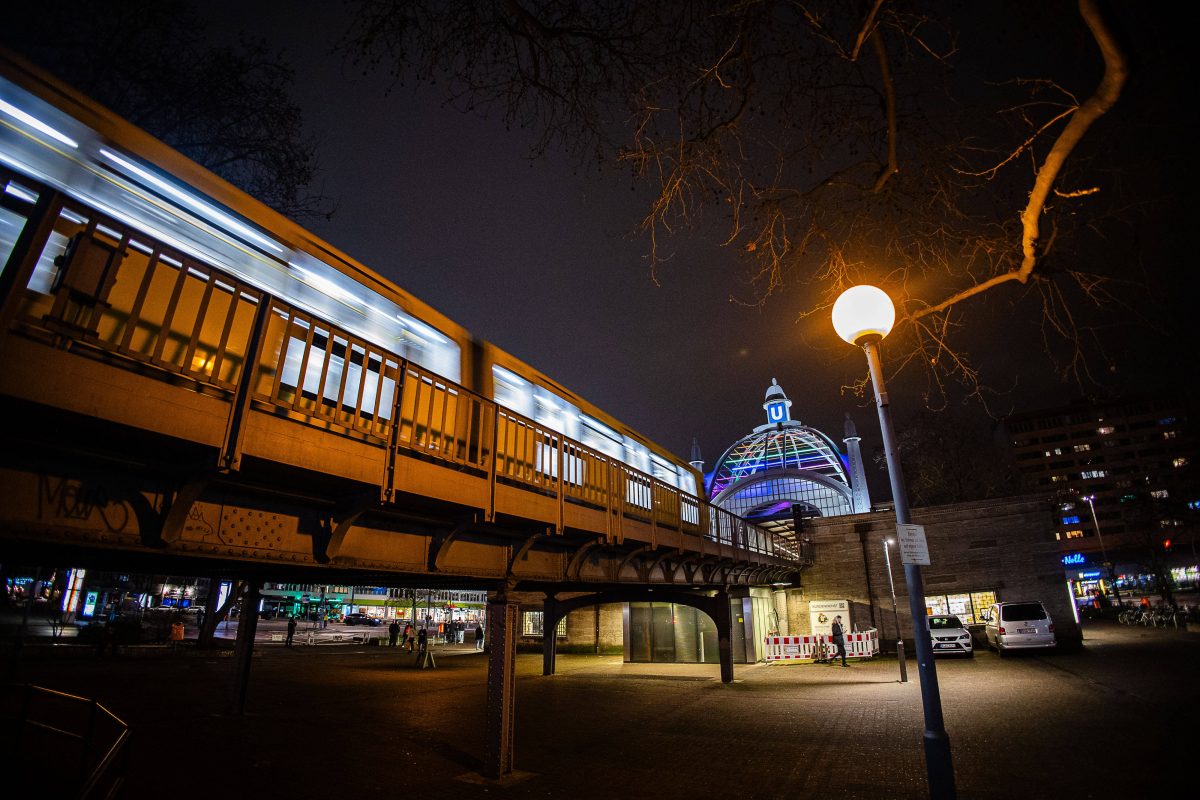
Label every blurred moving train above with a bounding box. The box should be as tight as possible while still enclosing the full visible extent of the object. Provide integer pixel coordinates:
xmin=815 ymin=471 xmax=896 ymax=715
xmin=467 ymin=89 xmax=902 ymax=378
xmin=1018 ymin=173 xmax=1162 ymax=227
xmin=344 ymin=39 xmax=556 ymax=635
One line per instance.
xmin=0 ymin=51 xmax=702 ymax=502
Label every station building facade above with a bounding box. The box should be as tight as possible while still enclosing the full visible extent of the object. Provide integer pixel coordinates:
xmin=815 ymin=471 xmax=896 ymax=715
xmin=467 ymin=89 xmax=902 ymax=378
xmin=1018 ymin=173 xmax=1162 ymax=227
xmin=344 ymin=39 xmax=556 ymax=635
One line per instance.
xmin=515 ymin=381 xmax=1081 ymax=662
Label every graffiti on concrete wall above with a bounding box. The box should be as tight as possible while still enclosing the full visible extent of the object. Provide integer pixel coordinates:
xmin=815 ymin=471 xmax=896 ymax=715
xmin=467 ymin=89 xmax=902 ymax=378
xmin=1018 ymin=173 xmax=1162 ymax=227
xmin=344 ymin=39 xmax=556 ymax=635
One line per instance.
xmin=37 ymin=474 xmax=133 ymax=532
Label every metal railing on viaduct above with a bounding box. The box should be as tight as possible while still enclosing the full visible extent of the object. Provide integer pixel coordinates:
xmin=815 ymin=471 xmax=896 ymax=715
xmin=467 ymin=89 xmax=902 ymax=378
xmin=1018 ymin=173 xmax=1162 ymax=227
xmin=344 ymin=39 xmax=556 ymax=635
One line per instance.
xmin=0 ymin=178 xmax=809 ymax=589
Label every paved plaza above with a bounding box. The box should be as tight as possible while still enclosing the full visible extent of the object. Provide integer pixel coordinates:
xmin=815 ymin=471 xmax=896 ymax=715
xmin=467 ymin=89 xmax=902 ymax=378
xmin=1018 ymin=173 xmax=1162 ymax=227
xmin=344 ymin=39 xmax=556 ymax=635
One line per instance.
xmin=8 ymin=620 xmax=1196 ymax=798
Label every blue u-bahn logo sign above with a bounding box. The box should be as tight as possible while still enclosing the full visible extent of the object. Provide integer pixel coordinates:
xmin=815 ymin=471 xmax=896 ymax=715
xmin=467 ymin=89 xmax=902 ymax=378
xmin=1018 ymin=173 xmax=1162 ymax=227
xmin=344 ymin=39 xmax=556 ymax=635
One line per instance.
xmin=1062 ymin=553 xmax=1086 ymax=565
xmin=767 ymin=402 xmax=788 ymax=423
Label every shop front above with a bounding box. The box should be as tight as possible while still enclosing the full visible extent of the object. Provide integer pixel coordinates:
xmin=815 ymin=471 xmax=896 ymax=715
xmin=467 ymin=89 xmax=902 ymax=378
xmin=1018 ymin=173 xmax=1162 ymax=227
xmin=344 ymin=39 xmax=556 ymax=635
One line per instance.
xmin=924 ymin=590 xmax=997 ymax=624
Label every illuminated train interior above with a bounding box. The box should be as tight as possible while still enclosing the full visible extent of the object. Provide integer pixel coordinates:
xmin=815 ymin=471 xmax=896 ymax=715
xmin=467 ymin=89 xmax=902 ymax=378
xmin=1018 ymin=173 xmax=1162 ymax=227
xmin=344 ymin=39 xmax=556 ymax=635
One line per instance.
xmin=0 ymin=56 xmax=699 ymax=498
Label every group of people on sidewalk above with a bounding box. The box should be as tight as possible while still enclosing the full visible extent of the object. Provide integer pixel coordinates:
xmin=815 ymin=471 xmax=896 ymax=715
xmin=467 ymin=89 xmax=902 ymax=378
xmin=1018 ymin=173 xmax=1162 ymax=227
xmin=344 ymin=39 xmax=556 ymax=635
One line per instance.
xmin=385 ymin=620 xmax=485 ymax=651
xmin=281 ymin=614 xmax=486 ymax=651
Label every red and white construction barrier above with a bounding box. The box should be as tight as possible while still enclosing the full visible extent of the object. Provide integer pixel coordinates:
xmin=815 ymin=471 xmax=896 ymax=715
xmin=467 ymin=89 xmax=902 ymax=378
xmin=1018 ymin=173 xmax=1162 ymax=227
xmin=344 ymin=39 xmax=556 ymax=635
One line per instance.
xmin=763 ymin=629 xmax=879 ymax=662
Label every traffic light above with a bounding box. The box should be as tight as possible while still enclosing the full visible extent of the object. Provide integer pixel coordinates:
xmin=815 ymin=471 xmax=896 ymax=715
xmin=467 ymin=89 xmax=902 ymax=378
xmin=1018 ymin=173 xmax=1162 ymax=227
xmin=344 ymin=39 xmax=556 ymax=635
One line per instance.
xmin=1163 ymin=538 xmax=1172 ymax=553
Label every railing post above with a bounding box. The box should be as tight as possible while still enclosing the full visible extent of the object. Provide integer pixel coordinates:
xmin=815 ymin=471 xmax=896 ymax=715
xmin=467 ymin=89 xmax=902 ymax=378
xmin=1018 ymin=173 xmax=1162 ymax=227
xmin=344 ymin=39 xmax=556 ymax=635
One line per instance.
xmin=485 ymin=406 xmax=498 ymax=522
xmin=381 ymin=360 xmax=408 ymax=504
xmin=0 ymin=189 xmax=61 ymax=335
xmin=604 ymin=459 xmax=614 ymax=542
xmin=556 ymin=436 xmax=564 ymax=534
xmin=220 ymin=295 xmax=271 ymax=473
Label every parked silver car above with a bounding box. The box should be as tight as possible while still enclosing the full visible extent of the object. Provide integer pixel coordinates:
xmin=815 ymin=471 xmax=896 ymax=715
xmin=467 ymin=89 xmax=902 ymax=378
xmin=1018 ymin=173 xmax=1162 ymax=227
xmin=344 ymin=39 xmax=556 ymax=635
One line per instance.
xmin=928 ymin=614 xmax=974 ymax=657
xmin=984 ymin=601 xmax=1055 ymax=656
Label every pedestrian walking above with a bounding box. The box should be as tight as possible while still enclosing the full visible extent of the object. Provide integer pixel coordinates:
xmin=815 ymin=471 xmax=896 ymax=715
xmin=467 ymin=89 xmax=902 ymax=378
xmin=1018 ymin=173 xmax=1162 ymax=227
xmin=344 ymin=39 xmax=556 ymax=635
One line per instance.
xmin=286 ymin=615 xmax=297 ymax=647
xmin=402 ymin=622 xmax=413 ymax=651
xmin=388 ymin=620 xmax=400 ymax=647
xmin=456 ymin=621 xmax=465 ymax=644
xmin=831 ymin=615 xmax=848 ymax=667
xmin=475 ymin=623 xmax=484 ymax=651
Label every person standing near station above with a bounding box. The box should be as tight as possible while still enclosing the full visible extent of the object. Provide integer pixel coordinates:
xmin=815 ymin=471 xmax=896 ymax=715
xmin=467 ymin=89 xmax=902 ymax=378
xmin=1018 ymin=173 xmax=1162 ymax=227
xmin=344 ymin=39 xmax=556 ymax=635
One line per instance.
xmin=831 ymin=615 xmax=848 ymax=667
xmin=402 ymin=622 xmax=413 ymax=651
xmin=388 ymin=619 xmax=401 ymax=647
xmin=475 ymin=622 xmax=484 ymax=651
xmin=286 ymin=615 xmax=297 ymax=648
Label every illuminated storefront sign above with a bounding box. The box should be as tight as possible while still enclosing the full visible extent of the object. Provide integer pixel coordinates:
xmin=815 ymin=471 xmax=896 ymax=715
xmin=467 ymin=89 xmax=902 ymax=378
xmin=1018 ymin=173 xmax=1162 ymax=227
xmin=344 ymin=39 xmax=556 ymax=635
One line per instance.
xmin=1061 ymin=553 xmax=1086 ymax=565
xmin=62 ymin=568 xmax=86 ymax=615
xmin=82 ymin=591 xmax=98 ymax=618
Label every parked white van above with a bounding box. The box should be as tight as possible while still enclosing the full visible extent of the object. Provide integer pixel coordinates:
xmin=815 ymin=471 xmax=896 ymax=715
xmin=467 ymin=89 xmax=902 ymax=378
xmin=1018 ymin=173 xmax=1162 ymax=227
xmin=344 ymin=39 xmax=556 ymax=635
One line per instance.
xmin=983 ymin=601 xmax=1055 ymax=656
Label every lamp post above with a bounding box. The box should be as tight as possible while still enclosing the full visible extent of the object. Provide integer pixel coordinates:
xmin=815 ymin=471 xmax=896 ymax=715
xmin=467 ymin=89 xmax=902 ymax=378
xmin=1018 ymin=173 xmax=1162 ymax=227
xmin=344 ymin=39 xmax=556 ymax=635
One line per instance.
xmin=1082 ymin=494 xmax=1123 ymax=607
xmin=883 ymin=538 xmax=909 ymax=683
xmin=833 ymin=285 xmax=956 ymax=800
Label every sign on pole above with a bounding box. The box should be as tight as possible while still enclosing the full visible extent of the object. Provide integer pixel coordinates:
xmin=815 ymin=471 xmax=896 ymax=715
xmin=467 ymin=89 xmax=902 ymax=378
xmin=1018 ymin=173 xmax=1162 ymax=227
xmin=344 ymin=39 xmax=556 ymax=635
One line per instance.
xmin=896 ymin=523 xmax=930 ymax=566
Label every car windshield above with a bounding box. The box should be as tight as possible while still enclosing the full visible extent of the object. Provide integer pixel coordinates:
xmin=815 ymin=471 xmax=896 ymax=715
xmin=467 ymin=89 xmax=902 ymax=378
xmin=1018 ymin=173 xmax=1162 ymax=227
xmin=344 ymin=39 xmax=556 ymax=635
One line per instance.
xmin=928 ymin=616 xmax=963 ymax=630
xmin=1001 ymin=603 xmax=1047 ymax=621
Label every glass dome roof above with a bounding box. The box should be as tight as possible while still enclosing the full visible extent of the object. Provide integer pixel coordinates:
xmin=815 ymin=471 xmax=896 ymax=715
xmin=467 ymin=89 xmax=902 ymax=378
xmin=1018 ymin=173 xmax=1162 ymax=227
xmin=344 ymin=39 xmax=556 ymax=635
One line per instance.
xmin=707 ymin=380 xmax=858 ymax=520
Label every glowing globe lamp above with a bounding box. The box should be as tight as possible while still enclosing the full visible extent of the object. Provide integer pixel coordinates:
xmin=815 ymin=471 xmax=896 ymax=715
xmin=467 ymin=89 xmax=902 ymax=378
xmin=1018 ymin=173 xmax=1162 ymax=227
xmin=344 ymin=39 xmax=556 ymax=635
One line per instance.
xmin=831 ymin=285 xmax=895 ymax=345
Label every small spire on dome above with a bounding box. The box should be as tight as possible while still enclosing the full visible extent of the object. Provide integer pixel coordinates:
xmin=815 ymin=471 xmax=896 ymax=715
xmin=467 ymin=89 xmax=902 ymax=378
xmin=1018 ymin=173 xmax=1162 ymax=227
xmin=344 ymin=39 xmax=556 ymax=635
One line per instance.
xmin=763 ymin=378 xmax=793 ymax=423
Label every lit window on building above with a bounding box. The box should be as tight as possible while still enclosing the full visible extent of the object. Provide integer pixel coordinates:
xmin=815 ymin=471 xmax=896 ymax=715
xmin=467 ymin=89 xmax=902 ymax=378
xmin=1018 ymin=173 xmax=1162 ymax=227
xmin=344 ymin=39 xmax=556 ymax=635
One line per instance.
xmin=1097 ymin=425 xmax=1115 ymax=435
xmin=1081 ymin=469 xmax=1108 ymax=479
xmin=1044 ymin=450 xmax=1052 ymax=458
xmin=1120 ymin=494 xmax=1137 ymax=503
xmin=1073 ymin=443 xmax=1092 ymax=452
xmin=1150 ymin=489 xmax=1169 ymax=499
xmin=1159 ymin=417 xmax=1177 ymax=426
xmin=1055 ymin=532 xmax=1061 ymax=541
xmin=1060 ymin=502 xmax=1075 ymax=511
xmin=1064 ymin=529 xmax=1086 ymax=539
xmin=522 ymin=611 xmax=567 ymax=637
xmin=1051 ymin=475 xmax=1067 ymax=483
xmin=924 ymin=591 xmax=996 ymax=624
xmin=1173 ymin=457 xmax=1189 ymax=468
xmin=1163 ymin=430 xmax=1178 ymax=440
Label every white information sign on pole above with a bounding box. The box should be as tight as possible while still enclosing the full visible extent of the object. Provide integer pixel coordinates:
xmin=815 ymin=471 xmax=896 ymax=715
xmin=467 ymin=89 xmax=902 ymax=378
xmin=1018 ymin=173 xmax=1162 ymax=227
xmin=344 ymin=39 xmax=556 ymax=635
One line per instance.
xmin=896 ymin=523 xmax=931 ymax=566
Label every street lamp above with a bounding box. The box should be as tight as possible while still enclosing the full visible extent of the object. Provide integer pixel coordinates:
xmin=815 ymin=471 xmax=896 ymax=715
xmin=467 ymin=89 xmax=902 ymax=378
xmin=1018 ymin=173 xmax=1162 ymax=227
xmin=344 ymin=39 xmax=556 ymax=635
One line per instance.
xmin=883 ymin=538 xmax=909 ymax=683
xmin=833 ymin=284 xmax=956 ymax=800
xmin=1082 ymin=494 xmax=1123 ymax=607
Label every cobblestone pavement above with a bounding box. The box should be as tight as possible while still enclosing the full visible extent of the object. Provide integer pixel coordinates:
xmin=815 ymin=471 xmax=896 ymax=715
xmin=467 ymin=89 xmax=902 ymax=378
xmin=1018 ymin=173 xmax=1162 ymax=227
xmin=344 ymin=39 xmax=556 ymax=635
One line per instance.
xmin=8 ymin=620 xmax=1195 ymax=799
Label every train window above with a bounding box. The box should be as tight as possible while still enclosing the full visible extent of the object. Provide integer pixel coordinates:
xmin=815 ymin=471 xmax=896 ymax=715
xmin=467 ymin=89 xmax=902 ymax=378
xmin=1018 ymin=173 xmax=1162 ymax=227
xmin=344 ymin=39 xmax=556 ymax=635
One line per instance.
xmin=1 ymin=179 xmax=39 ymax=269
xmin=492 ymin=365 xmax=534 ymax=418
xmin=396 ymin=314 xmax=459 ymax=383
xmin=624 ymin=439 xmax=651 ymax=474
xmin=18 ymin=208 xmax=86 ymax=320
xmin=533 ymin=385 xmax=580 ymax=440
xmin=649 ymin=453 xmax=678 ymax=485
xmin=676 ymin=469 xmax=698 ymax=497
xmin=0 ymin=205 xmax=27 ymax=278
xmin=580 ymin=415 xmax=623 ymax=460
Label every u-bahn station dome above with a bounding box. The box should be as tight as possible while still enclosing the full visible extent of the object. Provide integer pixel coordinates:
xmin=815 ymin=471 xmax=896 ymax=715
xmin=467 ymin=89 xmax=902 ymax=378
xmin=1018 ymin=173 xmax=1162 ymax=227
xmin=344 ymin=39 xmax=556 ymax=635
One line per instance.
xmin=704 ymin=379 xmax=872 ymax=537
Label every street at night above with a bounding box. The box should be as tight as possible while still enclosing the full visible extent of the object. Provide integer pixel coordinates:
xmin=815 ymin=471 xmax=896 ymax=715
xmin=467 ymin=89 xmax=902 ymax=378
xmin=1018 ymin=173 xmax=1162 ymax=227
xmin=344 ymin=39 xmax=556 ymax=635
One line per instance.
xmin=1 ymin=2 xmax=1197 ymax=798
xmin=8 ymin=621 xmax=1197 ymax=799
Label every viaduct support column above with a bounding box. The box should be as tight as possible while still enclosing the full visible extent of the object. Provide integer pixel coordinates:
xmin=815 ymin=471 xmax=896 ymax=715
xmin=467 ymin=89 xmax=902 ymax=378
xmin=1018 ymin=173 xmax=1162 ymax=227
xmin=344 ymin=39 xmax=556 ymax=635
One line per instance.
xmin=772 ymin=588 xmax=790 ymax=635
xmin=228 ymin=580 xmax=260 ymax=715
xmin=714 ymin=589 xmax=734 ymax=684
xmin=542 ymin=594 xmax=559 ymax=676
xmin=484 ymin=590 xmax=519 ymax=780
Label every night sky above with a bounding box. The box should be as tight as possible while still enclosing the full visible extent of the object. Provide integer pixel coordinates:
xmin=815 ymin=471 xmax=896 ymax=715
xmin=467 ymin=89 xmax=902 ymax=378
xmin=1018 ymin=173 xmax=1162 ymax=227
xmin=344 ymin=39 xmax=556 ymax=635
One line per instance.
xmin=181 ymin=2 xmax=1192 ymax=490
